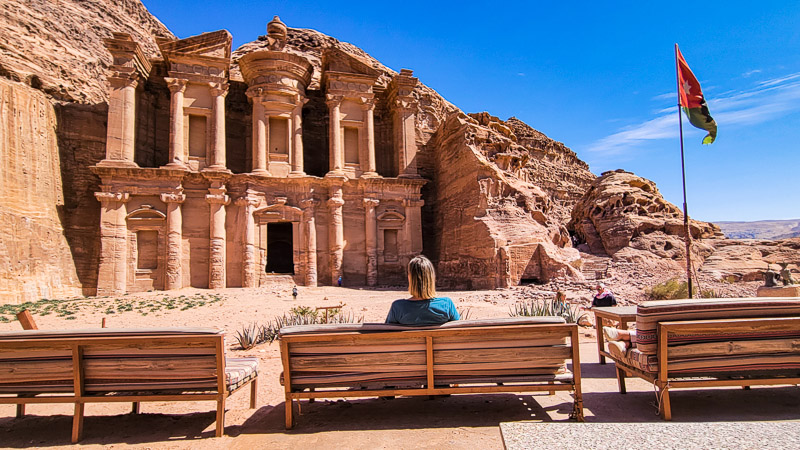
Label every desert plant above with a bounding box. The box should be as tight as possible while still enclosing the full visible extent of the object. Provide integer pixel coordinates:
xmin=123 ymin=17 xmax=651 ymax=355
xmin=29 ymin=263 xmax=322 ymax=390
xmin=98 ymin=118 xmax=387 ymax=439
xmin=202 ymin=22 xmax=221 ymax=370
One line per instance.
xmin=235 ymin=323 xmax=260 ymax=350
xmin=509 ymin=299 xmax=584 ymax=324
xmin=458 ymin=307 xmax=473 ymax=321
xmin=646 ymin=278 xmax=716 ymax=300
xmin=238 ymin=306 xmax=366 ymax=347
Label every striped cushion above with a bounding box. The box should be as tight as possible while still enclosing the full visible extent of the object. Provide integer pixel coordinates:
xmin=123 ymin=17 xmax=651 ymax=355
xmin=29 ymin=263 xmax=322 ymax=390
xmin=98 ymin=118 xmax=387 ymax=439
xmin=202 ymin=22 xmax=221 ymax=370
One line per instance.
xmin=225 ymin=357 xmax=258 ymax=391
xmin=635 ymin=298 xmax=800 ymax=356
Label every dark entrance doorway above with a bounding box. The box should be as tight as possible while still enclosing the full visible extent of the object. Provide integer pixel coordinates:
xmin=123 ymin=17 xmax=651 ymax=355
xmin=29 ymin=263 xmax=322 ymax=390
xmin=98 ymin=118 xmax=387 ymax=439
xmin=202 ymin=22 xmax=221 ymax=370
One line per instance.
xmin=266 ymin=222 xmax=294 ymax=274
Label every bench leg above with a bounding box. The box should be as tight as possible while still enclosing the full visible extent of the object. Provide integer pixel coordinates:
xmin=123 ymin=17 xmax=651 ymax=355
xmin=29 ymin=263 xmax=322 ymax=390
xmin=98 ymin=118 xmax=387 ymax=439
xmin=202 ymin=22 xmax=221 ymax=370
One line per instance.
xmin=616 ymin=367 xmax=627 ymax=394
xmin=215 ymin=396 xmax=225 ymax=437
xmin=71 ymin=403 xmax=84 ymax=444
xmin=308 ymin=387 xmax=315 ymax=403
xmin=658 ymin=384 xmax=672 ymax=420
xmin=250 ymin=378 xmax=258 ymax=409
xmin=131 ymin=402 xmax=140 ymax=414
xmin=16 ymin=403 xmax=25 ymax=418
xmin=285 ymin=398 xmax=294 ymax=430
xmin=743 ymin=385 xmax=751 ymax=390
xmin=548 ymin=381 xmax=555 ymax=396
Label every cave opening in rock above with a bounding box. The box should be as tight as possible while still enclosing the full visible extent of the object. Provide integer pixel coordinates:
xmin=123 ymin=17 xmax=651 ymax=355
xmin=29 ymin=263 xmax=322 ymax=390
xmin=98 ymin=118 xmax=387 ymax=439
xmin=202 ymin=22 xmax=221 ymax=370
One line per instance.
xmin=265 ymin=222 xmax=294 ymax=274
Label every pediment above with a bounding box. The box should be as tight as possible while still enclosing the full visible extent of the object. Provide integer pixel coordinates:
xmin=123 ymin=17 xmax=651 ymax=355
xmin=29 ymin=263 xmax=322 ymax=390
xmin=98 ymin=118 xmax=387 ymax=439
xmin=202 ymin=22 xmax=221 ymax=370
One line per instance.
xmin=322 ymin=47 xmax=380 ymax=77
xmin=157 ymin=30 xmax=232 ymax=62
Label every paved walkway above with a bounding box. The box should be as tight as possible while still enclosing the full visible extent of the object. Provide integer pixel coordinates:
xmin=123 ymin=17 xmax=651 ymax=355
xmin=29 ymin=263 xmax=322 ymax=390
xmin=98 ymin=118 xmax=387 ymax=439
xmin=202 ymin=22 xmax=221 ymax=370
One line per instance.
xmin=500 ymin=422 xmax=800 ymax=449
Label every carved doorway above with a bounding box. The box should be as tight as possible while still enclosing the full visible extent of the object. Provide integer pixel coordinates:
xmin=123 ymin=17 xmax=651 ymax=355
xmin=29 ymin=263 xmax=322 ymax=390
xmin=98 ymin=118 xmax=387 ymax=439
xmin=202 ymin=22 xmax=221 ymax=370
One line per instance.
xmin=266 ymin=222 xmax=294 ymax=274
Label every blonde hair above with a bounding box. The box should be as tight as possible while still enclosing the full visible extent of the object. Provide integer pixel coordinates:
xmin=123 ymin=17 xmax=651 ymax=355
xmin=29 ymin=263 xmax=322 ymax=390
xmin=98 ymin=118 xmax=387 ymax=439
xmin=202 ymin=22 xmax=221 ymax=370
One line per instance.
xmin=408 ymin=255 xmax=436 ymax=300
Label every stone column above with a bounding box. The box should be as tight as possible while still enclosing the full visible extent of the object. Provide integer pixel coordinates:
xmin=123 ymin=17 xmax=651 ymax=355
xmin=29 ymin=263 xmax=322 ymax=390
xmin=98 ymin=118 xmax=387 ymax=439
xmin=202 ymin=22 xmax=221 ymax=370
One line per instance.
xmin=208 ymin=82 xmax=229 ymax=170
xmin=248 ymin=92 xmax=269 ymax=175
xmin=102 ymin=75 xmax=139 ymax=167
xmin=327 ymin=184 xmax=345 ymax=284
xmin=363 ymin=198 xmax=379 ymax=286
xmin=206 ymin=187 xmax=230 ymax=289
xmin=395 ymin=101 xmax=419 ymax=178
xmin=361 ymin=99 xmax=378 ymax=177
xmin=236 ymin=196 xmax=259 ymax=287
xmin=95 ymin=191 xmax=130 ymax=295
xmin=300 ymin=198 xmax=318 ymax=286
xmin=161 ymin=192 xmax=186 ymax=290
xmin=403 ymin=198 xmax=424 ymax=258
xmin=289 ymin=99 xmax=306 ymax=176
xmin=326 ymin=95 xmax=344 ymax=174
xmin=165 ymin=78 xmax=188 ymax=168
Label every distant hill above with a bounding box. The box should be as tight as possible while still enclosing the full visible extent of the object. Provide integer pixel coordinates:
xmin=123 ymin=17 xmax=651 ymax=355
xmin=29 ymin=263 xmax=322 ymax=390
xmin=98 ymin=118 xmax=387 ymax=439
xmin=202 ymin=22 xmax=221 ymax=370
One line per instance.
xmin=717 ymin=219 xmax=800 ymax=240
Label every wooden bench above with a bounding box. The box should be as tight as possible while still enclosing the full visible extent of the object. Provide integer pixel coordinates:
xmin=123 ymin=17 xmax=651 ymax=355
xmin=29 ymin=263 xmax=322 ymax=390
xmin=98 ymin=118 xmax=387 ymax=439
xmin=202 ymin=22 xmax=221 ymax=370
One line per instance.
xmin=605 ymin=298 xmax=800 ymax=419
xmin=278 ymin=317 xmax=583 ymax=428
xmin=0 ymin=327 xmax=258 ymax=443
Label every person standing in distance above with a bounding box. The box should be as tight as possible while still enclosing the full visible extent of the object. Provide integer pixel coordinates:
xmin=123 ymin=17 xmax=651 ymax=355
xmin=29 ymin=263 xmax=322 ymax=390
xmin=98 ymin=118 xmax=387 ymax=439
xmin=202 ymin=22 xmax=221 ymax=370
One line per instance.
xmin=385 ymin=255 xmax=460 ymax=325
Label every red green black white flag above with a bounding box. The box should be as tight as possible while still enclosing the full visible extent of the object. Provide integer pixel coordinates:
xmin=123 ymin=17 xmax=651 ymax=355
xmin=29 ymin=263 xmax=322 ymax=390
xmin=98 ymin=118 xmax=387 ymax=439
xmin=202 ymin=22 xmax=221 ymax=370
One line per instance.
xmin=676 ymin=46 xmax=717 ymax=144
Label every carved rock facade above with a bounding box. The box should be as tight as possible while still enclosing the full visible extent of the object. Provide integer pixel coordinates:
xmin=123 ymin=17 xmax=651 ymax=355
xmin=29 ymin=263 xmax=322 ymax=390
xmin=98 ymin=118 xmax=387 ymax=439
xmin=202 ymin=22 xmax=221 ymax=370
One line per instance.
xmin=91 ymin=18 xmax=425 ymax=294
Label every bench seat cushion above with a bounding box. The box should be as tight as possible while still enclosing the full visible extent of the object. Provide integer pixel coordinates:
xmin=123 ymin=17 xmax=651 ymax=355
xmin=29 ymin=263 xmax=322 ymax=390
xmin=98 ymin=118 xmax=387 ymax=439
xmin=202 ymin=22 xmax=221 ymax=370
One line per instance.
xmin=635 ymin=298 xmax=800 ymax=356
xmin=225 ymin=357 xmax=259 ymax=391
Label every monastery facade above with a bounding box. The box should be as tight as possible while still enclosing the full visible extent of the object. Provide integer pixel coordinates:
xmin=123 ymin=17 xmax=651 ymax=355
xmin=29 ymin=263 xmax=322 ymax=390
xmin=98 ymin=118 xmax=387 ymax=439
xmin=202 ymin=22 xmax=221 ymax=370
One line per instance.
xmin=92 ymin=17 xmax=425 ymax=295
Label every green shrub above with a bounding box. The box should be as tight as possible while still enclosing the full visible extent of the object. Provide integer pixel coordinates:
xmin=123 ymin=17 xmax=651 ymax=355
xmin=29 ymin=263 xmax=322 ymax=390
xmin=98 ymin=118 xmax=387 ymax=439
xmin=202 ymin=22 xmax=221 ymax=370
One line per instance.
xmin=646 ymin=278 xmax=718 ymax=300
xmin=509 ymin=299 xmax=584 ymax=324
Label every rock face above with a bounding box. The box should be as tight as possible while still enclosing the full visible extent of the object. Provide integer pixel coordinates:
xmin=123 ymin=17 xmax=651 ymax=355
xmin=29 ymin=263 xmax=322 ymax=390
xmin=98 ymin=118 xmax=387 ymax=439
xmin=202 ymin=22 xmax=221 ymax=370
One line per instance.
xmin=0 ymin=79 xmax=82 ymax=302
xmin=699 ymin=238 xmax=800 ymax=282
xmin=427 ymin=113 xmax=594 ymax=289
xmin=0 ymin=0 xmax=173 ymax=302
xmin=569 ymin=170 xmax=721 ymax=260
xmin=0 ymin=0 xmax=173 ymax=103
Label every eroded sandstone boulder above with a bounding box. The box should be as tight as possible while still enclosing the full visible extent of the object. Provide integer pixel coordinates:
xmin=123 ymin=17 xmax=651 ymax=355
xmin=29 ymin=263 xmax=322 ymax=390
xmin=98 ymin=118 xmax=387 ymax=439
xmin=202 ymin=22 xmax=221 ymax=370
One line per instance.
xmin=569 ymin=170 xmax=721 ymax=260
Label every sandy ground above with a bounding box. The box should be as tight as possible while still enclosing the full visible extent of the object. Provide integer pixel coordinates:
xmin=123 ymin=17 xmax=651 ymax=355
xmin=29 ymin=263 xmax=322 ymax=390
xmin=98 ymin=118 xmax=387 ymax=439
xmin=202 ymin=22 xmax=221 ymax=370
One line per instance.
xmin=1 ymin=285 xmax=798 ymax=449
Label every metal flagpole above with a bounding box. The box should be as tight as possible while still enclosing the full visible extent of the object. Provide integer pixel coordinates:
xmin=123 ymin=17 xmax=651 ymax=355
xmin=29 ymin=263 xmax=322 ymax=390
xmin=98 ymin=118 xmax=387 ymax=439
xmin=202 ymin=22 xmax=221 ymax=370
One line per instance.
xmin=675 ymin=43 xmax=694 ymax=298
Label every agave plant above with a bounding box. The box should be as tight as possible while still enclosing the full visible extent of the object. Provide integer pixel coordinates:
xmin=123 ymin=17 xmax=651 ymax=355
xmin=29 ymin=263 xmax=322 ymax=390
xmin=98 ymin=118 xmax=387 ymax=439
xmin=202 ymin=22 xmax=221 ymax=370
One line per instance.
xmin=457 ymin=307 xmax=473 ymax=321
xmin=509 ymin=299 xmax=584 ymax=324
xmin=235 ymin=323 xmax=260 ymax=350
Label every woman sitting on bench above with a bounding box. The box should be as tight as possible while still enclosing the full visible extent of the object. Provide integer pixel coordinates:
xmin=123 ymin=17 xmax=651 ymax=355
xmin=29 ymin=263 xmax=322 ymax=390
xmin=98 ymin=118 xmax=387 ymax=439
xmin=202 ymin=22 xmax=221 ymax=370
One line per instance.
xmin=385 ymin=255 xmax=460 ymax=325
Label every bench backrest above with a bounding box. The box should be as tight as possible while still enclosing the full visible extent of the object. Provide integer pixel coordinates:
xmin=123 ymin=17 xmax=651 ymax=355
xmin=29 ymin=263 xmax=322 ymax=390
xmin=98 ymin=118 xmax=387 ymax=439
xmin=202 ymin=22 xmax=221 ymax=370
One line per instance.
xmin=279 ymin=318 xmax=576 ymax=389
xmin=0 ymin=328 xmax=224 ymax=394
xmin=635 ymin=297 xmax=800 ymax=357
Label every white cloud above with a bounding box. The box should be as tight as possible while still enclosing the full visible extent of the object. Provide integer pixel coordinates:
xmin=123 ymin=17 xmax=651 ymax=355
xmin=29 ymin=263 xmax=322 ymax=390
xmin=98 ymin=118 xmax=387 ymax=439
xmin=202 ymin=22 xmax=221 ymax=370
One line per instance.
xmin=742 ymin=69 xmax=762 ymax=78
xmin=585 ymin=72 xmax=800 ymax=155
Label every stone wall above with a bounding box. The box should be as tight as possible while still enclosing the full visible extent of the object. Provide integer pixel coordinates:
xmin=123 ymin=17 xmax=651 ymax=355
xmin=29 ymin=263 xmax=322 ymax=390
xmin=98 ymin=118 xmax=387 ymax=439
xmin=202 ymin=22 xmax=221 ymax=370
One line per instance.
xmin=0 ymin=79 xmax=82 ymax=302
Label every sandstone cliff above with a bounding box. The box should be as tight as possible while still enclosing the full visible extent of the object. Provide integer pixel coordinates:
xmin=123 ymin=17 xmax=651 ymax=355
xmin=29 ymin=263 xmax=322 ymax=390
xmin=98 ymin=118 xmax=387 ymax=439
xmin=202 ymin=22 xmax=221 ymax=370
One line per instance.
xmin=0 ymin=0 xmax=173 ymax=302
xmin=0 ymin=0 xmax=173 ymax=103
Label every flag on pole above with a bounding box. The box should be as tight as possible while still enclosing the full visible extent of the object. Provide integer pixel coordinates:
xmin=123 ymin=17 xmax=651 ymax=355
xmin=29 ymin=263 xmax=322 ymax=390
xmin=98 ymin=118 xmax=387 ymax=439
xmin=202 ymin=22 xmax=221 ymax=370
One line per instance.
xmin=676 ymin=47 xmax=717 ymax=144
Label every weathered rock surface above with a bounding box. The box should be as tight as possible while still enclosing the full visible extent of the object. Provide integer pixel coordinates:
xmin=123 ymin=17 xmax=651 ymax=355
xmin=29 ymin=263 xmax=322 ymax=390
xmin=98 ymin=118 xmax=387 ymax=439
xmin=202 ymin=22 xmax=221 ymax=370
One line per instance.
xmin=699 ymin=238 xmax=800 ymax=282
xmin=0 ymin=0 xmax=171 ymax=302
xmin=428 ymin=113 xmax=593 ymax=288
xmin=0 ymin=78 xmax=82 ymax=302
xmin=0 ymin=0 xmax=173 ymax=103
xmin=569 ymin=170 xmax=721 ymax=260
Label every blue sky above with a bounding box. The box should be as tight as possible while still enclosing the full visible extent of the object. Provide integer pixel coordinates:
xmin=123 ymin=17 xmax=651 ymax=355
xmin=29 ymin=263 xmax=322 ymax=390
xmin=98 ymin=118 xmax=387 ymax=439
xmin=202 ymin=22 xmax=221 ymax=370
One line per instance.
xmin=141 ymin=1 xmax=800 ymax=222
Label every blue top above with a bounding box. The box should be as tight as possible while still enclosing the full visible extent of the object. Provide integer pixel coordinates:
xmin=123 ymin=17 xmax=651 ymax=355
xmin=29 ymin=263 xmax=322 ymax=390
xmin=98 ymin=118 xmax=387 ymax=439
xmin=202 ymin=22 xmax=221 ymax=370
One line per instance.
xmin=385 ymin=297 xmax=460 ymax=325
